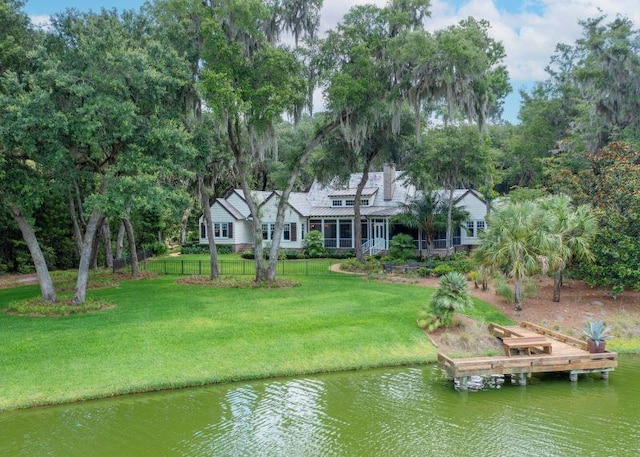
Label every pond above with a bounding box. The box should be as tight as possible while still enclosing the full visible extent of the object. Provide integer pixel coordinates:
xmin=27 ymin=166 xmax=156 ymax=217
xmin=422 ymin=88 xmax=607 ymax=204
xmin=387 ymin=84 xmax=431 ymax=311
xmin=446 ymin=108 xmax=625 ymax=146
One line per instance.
xmin=2 ymin=355 xmax=639 ymax=456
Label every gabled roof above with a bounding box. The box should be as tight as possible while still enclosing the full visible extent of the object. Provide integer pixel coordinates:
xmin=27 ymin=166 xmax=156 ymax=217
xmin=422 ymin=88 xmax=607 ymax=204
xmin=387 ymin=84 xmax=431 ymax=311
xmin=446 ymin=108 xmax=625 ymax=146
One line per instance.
xmin=217 ymin=198 xmax=245 ymax=220
xmin=228 ymin=189 xmax=272 ymax=206
xmin=209 ymin=170 xmax=483 ymax=221
xmin=306 ymin=171 xmax=416 ymax=209
xmin=261 ymin=190 xmax=308 ymax=218
xmin=414 ymin=188 xmax=486 ymax=205
xmin=287 ymin=191 xmax=313 ymax=216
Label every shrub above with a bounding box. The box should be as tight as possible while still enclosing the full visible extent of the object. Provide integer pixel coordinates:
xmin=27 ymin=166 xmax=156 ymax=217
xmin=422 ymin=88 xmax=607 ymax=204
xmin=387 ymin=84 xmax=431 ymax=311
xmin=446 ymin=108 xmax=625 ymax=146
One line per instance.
xmin=494 ymin=278 xmax=514 ymax=303
xmin=389 ymin=233 xmax=415 ymax=261
xmin=431 ymin=264 xmax=456 ymax=276
xmin=217 ymin=245 xmax=233 ymax=255
xmin=144 ymin=241 xmax=168 ymax=256
xmin=180 ymin=243 xmax=233 ymax=255
xmin=326 ymin=250 xmax=355 ymax=259
xmin=303 ymin=231 xmax=326 ymax=258
xmin=180 ymin=243 xmax=208 ymax=254
xmin=340 ymin=257 xmax=381 ymax=273
xmin=240 ymin=250 xmax=255 ymax=259
xmin=284 ymin=250 xmax=302 ymax=259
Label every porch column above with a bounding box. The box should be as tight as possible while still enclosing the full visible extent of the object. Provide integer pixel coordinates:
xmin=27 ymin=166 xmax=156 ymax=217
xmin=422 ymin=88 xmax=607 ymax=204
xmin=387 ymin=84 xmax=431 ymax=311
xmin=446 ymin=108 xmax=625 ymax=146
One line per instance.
xmin=351 ymin=219 xmax=355 ymax=248
xmin=385 ymin=218 xmax=389 ymax=250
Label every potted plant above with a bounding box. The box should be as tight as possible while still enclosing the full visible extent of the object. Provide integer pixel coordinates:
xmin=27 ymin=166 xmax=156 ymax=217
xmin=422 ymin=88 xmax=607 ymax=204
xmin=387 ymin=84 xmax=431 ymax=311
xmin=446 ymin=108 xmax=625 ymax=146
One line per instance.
xmin=583 ymin=320 xmax=610 ymax=353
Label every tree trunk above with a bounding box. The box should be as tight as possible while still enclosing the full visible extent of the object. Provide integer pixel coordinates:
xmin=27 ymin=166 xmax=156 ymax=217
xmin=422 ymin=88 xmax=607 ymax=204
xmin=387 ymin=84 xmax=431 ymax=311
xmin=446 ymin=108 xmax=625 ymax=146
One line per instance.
xmin=553 ymin=269 xmax=562 ymax=302
xmin=73 ymin=210 xmax=103 ymax=305
xmin=122 ymin=215 xmax=139 ymax=277
xmin=264 ymin=117 xmax=344 ymax=280
xmin=102 ymin=219 xmax=113 ymax=269
xmin=68 ymin=191 xmax=84 ymax=255
xmin=198 ymin=174 xmax=219 ymax=279
xmin=227 ymin=117 xmax=267 ymax=282
xmin=354 ymin=154 xmax=376 ymax=262
xmin=514 ymin=280 xmax=523 ymax=311
xmin=180 ymin=206 xmax=191 ymax=245
xmin=446 ymin=185 xmax=455 ymax=255
xmin=89 ymin=220 xmax=101 ymax=270
xmin=116 ymin=222 xmax=125 ymax=260
xmin=8 ymin=205 xmax=57 ymax=303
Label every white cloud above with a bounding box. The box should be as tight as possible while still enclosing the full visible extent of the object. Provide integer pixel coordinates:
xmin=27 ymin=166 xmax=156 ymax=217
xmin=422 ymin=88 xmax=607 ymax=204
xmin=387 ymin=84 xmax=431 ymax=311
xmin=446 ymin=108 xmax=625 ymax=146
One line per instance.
xmin=29 ymin=14 xmax=51 ymax=29
xmin=320 ymin=0 xmax=639 ymax=84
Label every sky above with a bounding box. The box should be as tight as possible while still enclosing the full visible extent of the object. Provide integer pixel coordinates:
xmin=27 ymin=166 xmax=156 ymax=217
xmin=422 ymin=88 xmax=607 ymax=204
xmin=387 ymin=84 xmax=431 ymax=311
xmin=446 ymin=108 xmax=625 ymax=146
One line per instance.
xmin=23 ymin=0 xmax=640 ymax=124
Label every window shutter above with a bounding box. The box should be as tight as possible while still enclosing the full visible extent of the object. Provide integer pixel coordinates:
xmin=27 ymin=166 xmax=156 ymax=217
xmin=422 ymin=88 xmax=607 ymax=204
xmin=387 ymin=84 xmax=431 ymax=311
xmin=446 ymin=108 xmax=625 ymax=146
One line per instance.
xmin=228 ymin=222 xmax=233 ymax=239
xmin=291 ymin=222 xmax=297 ymax=241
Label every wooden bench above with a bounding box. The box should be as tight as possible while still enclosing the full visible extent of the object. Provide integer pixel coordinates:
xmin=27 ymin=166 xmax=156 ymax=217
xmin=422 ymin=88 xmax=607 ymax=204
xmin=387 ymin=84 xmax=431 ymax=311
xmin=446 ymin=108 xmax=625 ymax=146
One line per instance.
xmin=502 ymin=336 xmax=552 ymax=357
xmin=488 ymin=323 xmax=525 ymax=339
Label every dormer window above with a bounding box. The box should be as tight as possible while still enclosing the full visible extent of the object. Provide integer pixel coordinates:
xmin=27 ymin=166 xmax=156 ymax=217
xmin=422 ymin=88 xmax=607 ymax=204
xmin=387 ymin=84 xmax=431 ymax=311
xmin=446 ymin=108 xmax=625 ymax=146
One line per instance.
xmin=332 ymin=199 xmax=343 ymax=207
xmin=345 ymin=199 xmax=355 ymax=207
xmin=360 ymin=199 xmax=369 ymax=206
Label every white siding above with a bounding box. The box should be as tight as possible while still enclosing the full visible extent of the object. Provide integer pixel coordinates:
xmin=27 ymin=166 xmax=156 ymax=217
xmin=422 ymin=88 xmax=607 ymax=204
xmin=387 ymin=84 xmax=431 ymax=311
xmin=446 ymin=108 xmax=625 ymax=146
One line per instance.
xmin=260 ymin=196 xmax=305 ymax=249
xmin=456 ymin=192 xmax=487 ymax=245
xmin=199 ymin=203 xmax=252 ymax=247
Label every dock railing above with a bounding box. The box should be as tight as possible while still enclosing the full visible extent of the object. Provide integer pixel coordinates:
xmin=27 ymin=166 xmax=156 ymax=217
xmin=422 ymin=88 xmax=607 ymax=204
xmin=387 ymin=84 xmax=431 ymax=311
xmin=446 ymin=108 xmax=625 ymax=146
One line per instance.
xmin=519 ymin=321 xmax=587 ymax=350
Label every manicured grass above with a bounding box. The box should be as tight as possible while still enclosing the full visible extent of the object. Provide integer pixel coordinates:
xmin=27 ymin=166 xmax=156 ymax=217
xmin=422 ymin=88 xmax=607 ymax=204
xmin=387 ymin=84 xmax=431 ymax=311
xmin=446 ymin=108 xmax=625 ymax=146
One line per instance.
xmin=0 ymin=273 xmax=452 ymax=412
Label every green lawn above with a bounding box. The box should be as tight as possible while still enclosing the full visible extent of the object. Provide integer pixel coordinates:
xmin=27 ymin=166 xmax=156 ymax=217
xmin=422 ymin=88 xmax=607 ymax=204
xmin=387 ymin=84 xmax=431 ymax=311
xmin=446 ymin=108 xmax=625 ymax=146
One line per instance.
xmin=0 ymin=272 xmax=511 ymax=412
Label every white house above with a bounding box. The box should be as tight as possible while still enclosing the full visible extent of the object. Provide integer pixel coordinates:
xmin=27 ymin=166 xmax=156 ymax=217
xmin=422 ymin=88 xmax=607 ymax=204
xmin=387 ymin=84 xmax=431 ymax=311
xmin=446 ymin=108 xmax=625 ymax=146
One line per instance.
xmin=199 ymin=164 xmax=488 ymax=255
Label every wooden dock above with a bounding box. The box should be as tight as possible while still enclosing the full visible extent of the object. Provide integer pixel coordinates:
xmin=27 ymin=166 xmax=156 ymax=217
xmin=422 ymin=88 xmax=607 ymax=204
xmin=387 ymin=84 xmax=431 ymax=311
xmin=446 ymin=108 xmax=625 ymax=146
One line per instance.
xmin=438 ymin=321 xmax=618 ymax=390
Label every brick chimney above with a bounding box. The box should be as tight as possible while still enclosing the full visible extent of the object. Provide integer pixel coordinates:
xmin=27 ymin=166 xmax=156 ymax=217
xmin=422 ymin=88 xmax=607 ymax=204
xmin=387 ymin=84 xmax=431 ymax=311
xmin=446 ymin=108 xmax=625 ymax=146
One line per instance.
xmin=383 ymin=163 xmax=396 ymax=201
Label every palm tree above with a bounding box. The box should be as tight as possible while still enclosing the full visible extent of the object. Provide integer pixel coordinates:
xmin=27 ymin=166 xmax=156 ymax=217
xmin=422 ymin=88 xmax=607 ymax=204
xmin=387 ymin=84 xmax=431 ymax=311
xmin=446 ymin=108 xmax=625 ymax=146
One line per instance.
xmin=394 ymin=191 xmax=469 ymax=257
xmin=538 ymin=194 xmax=597 ymax=302
xmin=475 ymin=200 xmax=551 ymax=310
xmin=430 ymin=272 xmax=473 ymax=328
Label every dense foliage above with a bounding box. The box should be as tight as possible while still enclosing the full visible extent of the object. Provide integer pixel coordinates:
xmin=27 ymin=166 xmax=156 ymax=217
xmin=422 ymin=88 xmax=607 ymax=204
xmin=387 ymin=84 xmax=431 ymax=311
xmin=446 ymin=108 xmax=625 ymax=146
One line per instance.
xmin=1 ymin=1 xmax=638 ymax=299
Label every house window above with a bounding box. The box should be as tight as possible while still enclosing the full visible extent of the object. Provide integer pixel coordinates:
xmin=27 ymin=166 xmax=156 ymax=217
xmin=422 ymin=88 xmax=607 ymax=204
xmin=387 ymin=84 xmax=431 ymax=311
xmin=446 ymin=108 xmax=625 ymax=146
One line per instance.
xmin=261 ymin=223 xmax=277 ymax=240
xmin=339 ymin=220 xmax=352 ymax=248
xmin=345 ymin=199 xmax=355 ymax=207
xmin=283 ymin=223 xmax=291 ymax=241
xmin=200 ymin=223 xmax=206 ymax=239
xmin=466 ymin=220 xmax=484 ymax=238
xmin=214 ymin=223 xmax=229 ymax=238
xmin=360 ymin=198 xmax=369 ymax=206
xmin=309 ymin=219 xmax=321 ymax=232
xmin=324 ymin=220 xmax=337 ymax=238
xmin=467 ymin=221 xmax=476 ymax=238
xmin=332 ymin=200 xmax=343 ymax=207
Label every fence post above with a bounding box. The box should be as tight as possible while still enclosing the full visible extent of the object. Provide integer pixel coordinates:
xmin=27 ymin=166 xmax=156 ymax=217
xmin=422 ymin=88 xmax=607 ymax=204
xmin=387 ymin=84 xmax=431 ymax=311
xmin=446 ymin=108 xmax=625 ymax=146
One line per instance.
xmin=199 ymin=260 xmax=202 ymax=276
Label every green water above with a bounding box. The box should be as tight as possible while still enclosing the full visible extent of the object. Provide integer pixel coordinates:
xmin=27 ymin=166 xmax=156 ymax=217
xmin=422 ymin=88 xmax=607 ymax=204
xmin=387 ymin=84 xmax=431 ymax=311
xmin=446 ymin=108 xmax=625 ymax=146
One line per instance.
xmin=2 ymin=355 xmax=639 ymax=456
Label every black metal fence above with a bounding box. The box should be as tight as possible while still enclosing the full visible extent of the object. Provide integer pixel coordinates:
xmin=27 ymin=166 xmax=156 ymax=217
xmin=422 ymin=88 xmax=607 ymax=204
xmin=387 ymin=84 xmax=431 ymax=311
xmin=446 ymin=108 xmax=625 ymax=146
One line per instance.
xmin=113 ymin=249 xmax=154 ymax=271
xmin=140 ymin=259 xmax=335 ymax=276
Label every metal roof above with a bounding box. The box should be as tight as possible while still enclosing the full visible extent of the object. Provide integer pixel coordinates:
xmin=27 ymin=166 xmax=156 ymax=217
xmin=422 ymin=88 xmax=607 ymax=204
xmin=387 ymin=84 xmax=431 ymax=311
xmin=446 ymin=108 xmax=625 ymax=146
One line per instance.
xmin=327 ymin=188 xmax=378 ymax=198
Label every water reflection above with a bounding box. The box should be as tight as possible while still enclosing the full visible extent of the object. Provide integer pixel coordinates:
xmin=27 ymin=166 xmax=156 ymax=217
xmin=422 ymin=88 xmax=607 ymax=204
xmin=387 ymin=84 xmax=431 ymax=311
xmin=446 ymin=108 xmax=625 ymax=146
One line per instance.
xmin=1 ymin=356 xmax=640 ymax=456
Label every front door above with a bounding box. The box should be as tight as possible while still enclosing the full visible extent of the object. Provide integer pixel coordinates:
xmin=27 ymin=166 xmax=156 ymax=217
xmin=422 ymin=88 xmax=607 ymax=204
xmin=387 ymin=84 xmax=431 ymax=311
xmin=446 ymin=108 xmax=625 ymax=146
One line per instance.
xmin=373 ymin=220 xmax=386 ymax=250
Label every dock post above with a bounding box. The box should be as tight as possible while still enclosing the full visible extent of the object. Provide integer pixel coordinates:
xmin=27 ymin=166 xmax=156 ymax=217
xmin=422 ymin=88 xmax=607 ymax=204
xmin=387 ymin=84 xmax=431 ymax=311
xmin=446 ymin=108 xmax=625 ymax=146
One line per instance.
xmin=569 ymin=372 xmax=578 ymax=382
xmin=601 ymin=371 xmax=609 ymax=380
xmin=459 ymin=377 xmax=469 ymax=391
xmin=518 ymin=373 xmax=527 ymax=386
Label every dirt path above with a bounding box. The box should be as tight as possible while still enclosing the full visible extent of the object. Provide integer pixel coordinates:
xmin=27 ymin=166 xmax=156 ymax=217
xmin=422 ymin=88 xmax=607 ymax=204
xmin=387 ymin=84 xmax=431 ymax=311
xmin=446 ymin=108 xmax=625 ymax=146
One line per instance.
xmin=419 ymin=275 xmax=640 ymax=336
